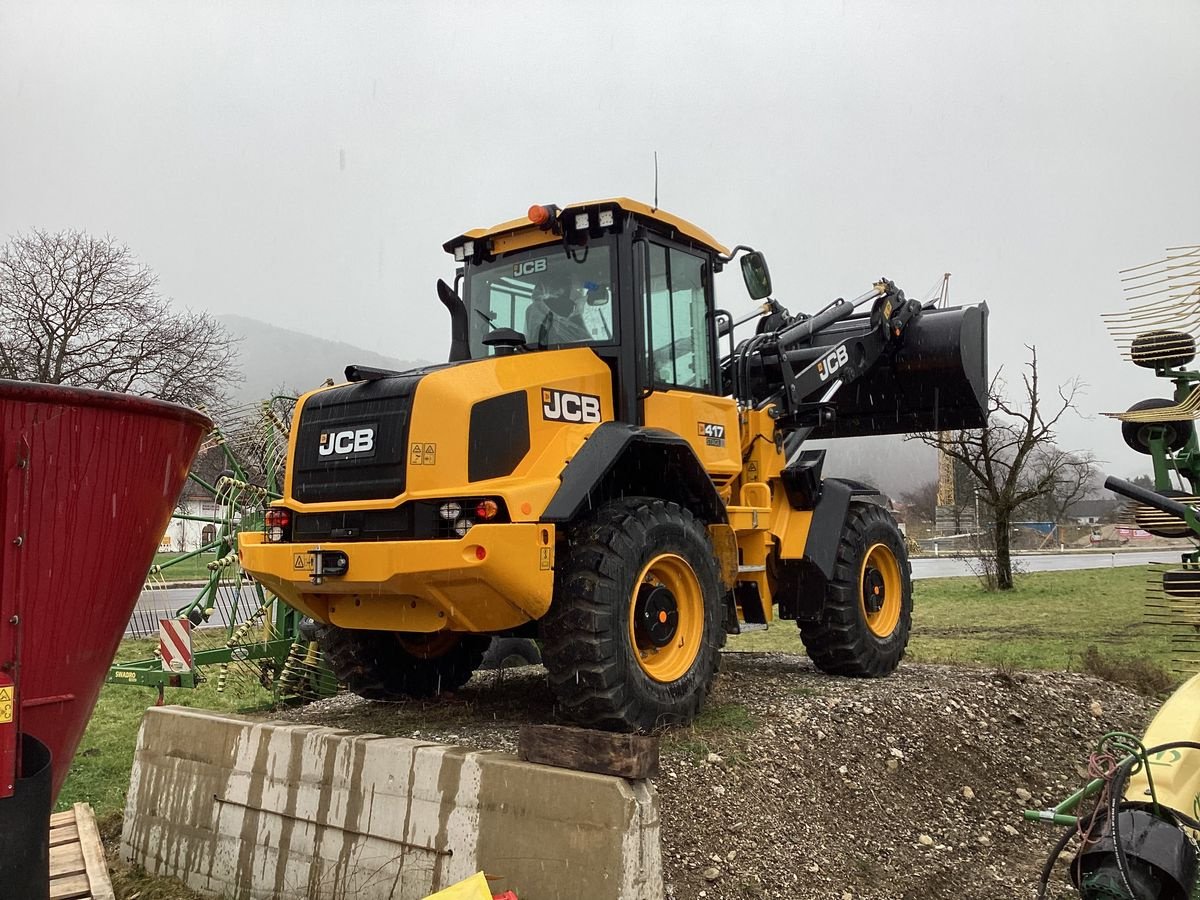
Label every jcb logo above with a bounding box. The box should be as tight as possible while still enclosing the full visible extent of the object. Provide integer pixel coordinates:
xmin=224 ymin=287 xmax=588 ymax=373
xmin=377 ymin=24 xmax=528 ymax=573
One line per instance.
xmin=514 ymin=258 xmax=548 ymax=278
xmin=816 ymin=345 xmax=849 ymax=382
xmin=318 ymin=426 xmax=376 ymax=458
xmin=542 ymin=388 xmax=602 ymax=423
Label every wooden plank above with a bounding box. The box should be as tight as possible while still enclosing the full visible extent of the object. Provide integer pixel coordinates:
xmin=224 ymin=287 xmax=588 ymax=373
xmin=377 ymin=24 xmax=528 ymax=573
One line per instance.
xmin=49 ymin=842 xmax=86 ymax=878
xmin=518 ymin=724 xmax=659 ymax=779
xmin=49 ymin=823 xmax=80 ymax=847
xmin=74 ymin=802 xmax=115 ymax=900
xmin=49 ymin=809 xmax=76 ymax=827
xmin=48 ymin=872 xmax=91 ymax=900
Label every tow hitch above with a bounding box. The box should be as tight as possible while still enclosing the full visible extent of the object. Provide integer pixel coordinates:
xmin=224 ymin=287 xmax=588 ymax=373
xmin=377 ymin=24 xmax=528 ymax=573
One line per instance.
xmin=308 ymin=548 xmax=349 ymax=585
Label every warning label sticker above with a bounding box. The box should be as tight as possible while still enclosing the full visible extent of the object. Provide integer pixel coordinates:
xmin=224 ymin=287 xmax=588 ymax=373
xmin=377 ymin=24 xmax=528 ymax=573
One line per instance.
xmin=410 ymin=442 xmax=437 ymax=466
xmin=0 ymin=686 xmax=14 ymax=723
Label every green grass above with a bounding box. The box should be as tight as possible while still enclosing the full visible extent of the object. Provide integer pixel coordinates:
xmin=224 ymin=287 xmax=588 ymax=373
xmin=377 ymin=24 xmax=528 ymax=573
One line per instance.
xmin=663 ymin=701 xmax=758 ymax=762
xmin=728 ymin=565 xmax=1171 ymax=672
xmin=58 ymin=640 xmax=275 ymax=816
xmin=150 ymin=551 xmax=218 ymax=582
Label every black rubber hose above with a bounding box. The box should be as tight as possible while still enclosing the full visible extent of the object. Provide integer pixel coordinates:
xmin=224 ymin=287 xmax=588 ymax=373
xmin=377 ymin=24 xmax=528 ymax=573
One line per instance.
xmin=1037 ymin=826 xmax=1078 ymax=900
xmin=1104 ymin=476 xmax=1196 ymax=521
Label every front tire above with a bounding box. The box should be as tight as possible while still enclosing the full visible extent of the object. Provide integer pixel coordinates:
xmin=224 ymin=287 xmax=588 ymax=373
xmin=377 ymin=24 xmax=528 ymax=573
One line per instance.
xmin=800 ymin=502 xmax=912 ymax=677
xmin=540 ymin=498 xmax=726 ymax=732
xmin=316 ymin=626 xmax=488 ymax=700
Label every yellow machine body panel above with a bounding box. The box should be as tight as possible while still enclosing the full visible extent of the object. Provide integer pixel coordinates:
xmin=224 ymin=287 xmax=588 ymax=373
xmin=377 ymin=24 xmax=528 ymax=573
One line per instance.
xmin=242 ymin=347 xmax=615 ymax=632
xmin=642 ymin=391 xmax=742 ymax=488
xmin=1125 ymin=671 xmax=1200 ymax=830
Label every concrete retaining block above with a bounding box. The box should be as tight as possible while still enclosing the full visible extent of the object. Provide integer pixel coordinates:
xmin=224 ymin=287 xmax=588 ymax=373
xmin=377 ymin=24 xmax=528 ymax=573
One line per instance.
xmin=121 ymin=707 xmax=662 ymax=899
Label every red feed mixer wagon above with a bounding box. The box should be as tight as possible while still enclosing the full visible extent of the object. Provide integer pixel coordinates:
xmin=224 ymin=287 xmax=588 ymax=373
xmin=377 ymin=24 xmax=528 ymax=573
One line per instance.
xmin=0 ymin=380 xmax=210 ymax=897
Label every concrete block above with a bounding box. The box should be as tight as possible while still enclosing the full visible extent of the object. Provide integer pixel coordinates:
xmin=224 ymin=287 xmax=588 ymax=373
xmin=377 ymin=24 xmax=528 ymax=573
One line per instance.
xmin=121 ymin=707 xmax=662 ymax=899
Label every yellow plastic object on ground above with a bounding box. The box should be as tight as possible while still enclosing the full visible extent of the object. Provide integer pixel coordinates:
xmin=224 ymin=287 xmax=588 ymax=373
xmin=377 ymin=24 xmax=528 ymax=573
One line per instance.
xmin=1125 ymin=670 xmax=1200 ymax=832
xmin=424 ymin=871 xmax=493 ymax=900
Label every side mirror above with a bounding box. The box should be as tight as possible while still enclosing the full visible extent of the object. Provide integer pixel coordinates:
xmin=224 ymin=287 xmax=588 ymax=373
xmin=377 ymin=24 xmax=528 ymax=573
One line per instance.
xmin=586 ymin=286 xmax=609 ymax=307
xmin=741 ymin=251 xmax=772 ymax=300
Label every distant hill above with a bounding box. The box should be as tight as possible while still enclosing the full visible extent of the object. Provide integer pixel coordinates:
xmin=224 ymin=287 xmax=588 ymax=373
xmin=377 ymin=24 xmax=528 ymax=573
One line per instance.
xmin=216 ymin=314 xmax=429 ymax=402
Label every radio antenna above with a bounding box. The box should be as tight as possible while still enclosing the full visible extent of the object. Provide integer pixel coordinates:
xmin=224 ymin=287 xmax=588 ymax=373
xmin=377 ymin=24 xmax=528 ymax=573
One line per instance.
xmin=653 ymin=151 xmax=659 ymax=211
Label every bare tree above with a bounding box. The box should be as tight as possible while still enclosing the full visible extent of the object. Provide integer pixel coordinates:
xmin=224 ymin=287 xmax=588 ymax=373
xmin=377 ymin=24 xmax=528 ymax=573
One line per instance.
xmin=900 ymin=479 xmax=939 ymax=525
xmin=920 ymin=347 xmax=1084 ymax=590
xmin=1019 ymin=447 xmax=1098 ymax=524
xmin=0 ymin=229 xmax=239 ymax=407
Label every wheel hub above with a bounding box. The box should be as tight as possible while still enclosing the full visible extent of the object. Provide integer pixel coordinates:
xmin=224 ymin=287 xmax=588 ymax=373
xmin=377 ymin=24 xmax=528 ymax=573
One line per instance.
xmin=862 ymin=568 xmax=886 ymax=614
xmin=634 ymin=583 xmax=679 ymax=647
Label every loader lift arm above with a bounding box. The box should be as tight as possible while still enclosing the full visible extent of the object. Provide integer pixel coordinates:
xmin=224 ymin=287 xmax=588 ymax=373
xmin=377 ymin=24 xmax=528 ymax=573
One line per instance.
xmin=728 ymin=279 xmax=919 ymax=435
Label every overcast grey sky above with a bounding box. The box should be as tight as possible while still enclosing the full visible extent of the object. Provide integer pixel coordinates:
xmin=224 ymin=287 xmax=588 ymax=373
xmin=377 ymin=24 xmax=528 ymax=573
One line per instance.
xmin=3 ymin=1 xmax=1198 ymax=476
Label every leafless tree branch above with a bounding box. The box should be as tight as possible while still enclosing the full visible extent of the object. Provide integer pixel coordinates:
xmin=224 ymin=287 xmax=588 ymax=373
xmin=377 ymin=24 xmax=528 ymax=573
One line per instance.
xmin=0 ymin=229 xmax=241 ymax=408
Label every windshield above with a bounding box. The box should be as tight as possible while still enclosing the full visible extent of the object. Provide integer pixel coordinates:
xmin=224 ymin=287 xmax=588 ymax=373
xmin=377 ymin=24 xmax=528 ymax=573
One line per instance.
xmin=466 ymin=242 xmax=615 ymax=357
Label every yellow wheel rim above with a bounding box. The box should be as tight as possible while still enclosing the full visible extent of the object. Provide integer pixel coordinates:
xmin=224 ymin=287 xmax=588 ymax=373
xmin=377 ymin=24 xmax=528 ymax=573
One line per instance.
xmin=860 ymin=543 xmax=902 ymax=638
xmin=628 ymin=553 xmax=704 ymax=683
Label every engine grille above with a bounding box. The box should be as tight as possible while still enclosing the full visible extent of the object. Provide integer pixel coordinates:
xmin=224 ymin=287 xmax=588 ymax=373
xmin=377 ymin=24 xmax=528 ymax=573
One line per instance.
xmin=291 ymin=375 xmax=419 ymax=503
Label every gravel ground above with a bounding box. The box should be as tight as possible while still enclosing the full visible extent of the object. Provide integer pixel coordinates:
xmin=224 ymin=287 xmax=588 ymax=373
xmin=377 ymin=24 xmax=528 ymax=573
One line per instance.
xmin=269 ymin=652 xmax=1157 ymax=900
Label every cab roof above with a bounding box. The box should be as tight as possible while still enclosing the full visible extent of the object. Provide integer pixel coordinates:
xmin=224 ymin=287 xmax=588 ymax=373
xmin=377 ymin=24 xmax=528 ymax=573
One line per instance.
xmin=443 ymin=197 xmax=729 ymax=257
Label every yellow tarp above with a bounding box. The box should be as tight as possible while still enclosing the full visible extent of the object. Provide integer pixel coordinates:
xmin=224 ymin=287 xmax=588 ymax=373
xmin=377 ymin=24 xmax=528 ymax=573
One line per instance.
xmin=424 ymin=871 xmax=493 ymax=900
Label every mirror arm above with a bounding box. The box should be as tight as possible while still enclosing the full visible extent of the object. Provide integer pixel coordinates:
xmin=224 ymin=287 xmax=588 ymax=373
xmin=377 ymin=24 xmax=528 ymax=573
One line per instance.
xmin=716 ymin=244 xmax=757 ymax=264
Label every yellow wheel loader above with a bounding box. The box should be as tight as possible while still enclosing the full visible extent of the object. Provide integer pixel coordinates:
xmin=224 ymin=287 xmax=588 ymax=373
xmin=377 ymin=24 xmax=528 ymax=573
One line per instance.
xmin=238 ymin=198 xmax=988 ymax=731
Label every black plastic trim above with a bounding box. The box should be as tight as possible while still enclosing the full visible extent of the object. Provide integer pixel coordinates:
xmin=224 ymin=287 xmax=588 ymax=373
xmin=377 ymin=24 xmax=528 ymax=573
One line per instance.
xmin=780 ymin=449 xmax=826 ymax=509
xmin=468 ymin=391 xmax=530 ymax=482
xmin=802 ymin=478 xmax=883 ymax=578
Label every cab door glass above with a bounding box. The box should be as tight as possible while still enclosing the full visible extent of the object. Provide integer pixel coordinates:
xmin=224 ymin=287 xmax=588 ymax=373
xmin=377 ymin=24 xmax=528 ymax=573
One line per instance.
xmin=645 ymin=245 xmax=712 ymax=391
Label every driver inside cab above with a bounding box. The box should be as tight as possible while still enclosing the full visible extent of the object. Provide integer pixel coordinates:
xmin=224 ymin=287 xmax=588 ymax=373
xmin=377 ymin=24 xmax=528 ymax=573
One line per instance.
xmin=524 ymin=260 xmax=612 ymax=346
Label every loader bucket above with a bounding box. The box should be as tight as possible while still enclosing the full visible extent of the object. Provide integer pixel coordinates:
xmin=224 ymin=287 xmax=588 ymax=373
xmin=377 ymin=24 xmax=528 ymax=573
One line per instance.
xmin=0 ymin=381 xmax=209 ymax=802
xmin=808 ymin=302 xmax=989 ymax=439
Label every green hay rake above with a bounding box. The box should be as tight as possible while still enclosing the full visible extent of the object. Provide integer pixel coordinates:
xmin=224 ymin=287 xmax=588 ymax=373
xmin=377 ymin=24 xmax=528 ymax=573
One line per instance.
xmin=1101 ymin=245 xmax=1200 ymax=676
xmin=107 ymin=396 xmax=337 ymax=703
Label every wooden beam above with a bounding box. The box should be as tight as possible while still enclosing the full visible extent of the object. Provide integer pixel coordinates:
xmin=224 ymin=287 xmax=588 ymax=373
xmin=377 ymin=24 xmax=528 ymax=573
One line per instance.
xmin=74 ymin=803 xmax=115 ymax=900
xmin=49 ymin=823 xmax=80 ymax=847
xmin=49 ymin=843 xmax=85 ymax=879
xmin=48 ymin=872 xmax=90 ymax=900
xmin=518 ymin=724 xmax=659 ymax=779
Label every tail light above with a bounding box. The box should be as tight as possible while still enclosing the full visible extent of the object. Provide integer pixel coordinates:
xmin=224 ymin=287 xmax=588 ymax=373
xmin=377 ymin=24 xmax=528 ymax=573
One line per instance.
xmin=426 ymin=497 xmax=508 ymax=538
xmin=264 ymin=507 xmax=291 ymax=543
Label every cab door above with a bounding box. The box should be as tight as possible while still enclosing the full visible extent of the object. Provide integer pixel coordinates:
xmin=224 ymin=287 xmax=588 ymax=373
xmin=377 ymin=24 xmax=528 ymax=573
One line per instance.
xmin=639 ymin=241 xmax=741 ymax=486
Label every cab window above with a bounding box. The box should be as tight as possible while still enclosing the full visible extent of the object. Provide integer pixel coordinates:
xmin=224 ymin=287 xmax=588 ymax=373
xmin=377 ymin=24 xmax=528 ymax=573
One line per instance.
xmin=466 ymin=244 xmax=615 ymax=357
xmin=644 ymin=244 xmax=713 ymax=391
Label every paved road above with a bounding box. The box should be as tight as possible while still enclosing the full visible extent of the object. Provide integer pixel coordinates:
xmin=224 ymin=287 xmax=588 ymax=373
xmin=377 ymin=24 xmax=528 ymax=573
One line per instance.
xmin=910 ymin=549 xmax=1177 ymax=579
xmin=127 ymin=584 xmax=260 ymax=637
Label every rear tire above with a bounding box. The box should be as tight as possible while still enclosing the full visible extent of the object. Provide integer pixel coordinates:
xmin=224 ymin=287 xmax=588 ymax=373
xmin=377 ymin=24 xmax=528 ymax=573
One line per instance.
xmin=1130 ymin=330 xmax=1196 ymax=369
xmin=479 ymin=637 xmax=542 ymax=670
xmin=540 ymin=498 xmax=726 ymax=732
xmin=800 ymin=502 xmax=912 ymax=677
xmin=316 ymin=626 xmax=488 ymax=700
xmin=1120 ymin=399 xmax=1193 ymax=455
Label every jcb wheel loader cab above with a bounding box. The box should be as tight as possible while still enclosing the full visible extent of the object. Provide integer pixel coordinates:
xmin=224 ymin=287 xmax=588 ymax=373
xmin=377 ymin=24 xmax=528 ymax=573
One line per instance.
xmin=540 ymin=498 xmax=726 ymax=731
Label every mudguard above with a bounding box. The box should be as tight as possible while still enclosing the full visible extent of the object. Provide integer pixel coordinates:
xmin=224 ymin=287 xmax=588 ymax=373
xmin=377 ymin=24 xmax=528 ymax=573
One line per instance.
xmin=542 ymin=422 xmax=727 ymax=524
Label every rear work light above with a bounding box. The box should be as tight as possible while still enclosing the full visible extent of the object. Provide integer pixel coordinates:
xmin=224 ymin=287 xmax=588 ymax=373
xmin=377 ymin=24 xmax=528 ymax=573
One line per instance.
xmin=264 ymin=507 xmax=291 ymax=543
